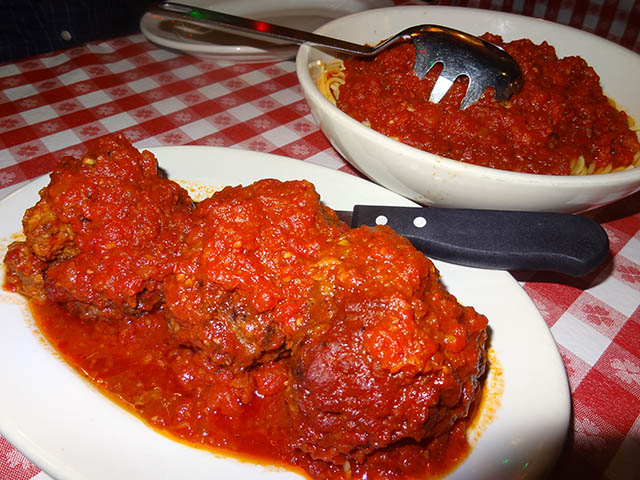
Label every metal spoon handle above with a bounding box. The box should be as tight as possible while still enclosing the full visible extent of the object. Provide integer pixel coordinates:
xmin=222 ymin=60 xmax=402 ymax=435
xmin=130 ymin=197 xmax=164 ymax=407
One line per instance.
xmin=150 ymin=2 xmax=375 ymax=55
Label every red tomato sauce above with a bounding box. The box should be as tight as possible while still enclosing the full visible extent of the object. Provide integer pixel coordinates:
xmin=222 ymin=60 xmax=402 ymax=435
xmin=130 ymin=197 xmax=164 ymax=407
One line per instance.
xmin=30 ymin=299 xmax=474 ymax=480
xmin=336 ymin=36 xmax=640 ymax=175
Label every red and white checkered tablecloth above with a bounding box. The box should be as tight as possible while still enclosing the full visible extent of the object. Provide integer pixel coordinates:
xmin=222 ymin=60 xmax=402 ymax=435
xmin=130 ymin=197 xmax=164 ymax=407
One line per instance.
xmin=1 ymin=4 xmax=639 ymax=480
xmin=429 ymin=0 xmax=640 ymax=54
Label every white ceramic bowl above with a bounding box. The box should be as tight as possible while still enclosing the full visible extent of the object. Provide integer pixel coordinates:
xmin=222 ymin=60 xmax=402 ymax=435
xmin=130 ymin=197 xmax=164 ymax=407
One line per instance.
xmin=295 ymin=6 xmax=640 ymax=213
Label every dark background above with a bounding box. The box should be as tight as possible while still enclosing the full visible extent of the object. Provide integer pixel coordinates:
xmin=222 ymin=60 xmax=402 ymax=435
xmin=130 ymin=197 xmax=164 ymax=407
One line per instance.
xmin=0 ymin=0 xmax=150 ymax=63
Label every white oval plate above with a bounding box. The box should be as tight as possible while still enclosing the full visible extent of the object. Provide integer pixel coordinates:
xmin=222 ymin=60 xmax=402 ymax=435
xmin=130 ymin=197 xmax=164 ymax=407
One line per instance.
xmin=140 ymin=0 xmax=394 ymax=63
xmin=0 ymin=146 xmax=570 ymax=479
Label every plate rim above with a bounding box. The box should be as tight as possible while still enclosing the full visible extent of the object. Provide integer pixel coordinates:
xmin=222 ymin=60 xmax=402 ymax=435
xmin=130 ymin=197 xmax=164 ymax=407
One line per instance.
xmin=139 ymin=0 xmax=396 ymax=61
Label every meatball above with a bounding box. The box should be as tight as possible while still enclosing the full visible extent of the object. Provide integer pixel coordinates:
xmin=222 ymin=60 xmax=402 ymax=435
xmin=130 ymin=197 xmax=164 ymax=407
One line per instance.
xmin=3 ymin=241 xmax=48 ymax=302
xmin=162 ymin=178 xmax=347 ymax=370
xmin=22 ymin=197 xmax=77 ymax=262
xmin=5 ymin=134 xmax=194 ymax=319
xmin=287 ymin=226 xmax=488 ymax=464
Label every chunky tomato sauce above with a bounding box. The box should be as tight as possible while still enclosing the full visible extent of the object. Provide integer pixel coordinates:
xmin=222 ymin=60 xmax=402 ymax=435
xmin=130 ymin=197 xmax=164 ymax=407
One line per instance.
xmin=4 ymin=135 xmax=489 ymax=480
xmin=337 ymin=36 xmax=640 ymax=175
xmin=30 ymin=300 xmax=475 ymax=479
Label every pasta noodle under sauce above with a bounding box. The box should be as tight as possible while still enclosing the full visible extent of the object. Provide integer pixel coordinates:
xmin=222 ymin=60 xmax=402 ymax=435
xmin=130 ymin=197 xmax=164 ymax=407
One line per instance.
xmin=316 ymin=35 xmax=640 ymax=175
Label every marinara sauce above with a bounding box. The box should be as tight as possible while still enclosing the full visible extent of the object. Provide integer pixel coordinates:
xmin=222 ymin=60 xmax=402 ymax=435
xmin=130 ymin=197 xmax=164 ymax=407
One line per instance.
xmin=337 ymin=35 xmax=639 ymax=175
xmin=28 ymin=281 xmax=476 ymax=480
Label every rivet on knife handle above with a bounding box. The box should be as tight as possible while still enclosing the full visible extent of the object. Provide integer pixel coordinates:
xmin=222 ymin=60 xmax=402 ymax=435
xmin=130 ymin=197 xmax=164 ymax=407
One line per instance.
xmin=350 ymin=205 xmax=610 ymax=277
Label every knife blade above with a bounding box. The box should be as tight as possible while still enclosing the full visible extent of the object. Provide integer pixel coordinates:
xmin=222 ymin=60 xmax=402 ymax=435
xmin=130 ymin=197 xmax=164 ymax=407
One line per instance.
xmin=336 ymin=205 xmax=609 ymax=277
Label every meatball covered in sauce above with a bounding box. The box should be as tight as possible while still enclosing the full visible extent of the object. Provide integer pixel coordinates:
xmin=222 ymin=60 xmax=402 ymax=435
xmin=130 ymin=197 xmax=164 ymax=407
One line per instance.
xmin=162 ymin=178 xmax=347 ymax=370
xmin=4 ymin=134 xmax=194 ymax=319
xmin=287 ymin=227 xmax=488 ymax=464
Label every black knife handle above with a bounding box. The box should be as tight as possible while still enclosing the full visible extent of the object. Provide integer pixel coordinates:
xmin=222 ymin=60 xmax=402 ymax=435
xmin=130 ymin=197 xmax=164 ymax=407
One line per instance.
xmin=351 ymin=205 xmax=610 ymax=277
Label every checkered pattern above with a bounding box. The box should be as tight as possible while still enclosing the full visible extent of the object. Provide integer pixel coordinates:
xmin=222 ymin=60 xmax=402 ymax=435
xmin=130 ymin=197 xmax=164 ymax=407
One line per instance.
xmin=414 ymin=0 xmax=640 ymax=54
xmin=1 ymin=4 xmax=639 ymax=479
xmin=0 ymin=36 xmax=348 ymax=200
xmin=518 ymin=205 xmax=640 ymax=478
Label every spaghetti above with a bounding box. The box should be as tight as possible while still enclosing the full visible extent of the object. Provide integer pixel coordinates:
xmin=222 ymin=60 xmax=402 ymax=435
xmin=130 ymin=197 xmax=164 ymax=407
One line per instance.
xmin=314 ymin=36 xmax=640 ymax=176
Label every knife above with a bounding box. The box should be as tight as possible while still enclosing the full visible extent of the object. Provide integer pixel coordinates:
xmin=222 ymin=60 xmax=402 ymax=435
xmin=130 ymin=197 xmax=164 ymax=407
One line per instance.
xmin=336 ymin=205 xmax=609 ymax=277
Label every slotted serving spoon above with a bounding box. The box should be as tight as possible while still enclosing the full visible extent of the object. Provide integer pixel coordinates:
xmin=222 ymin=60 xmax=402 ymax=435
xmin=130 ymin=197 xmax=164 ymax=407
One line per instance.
xmin=150 ymin=2 xmax=523 ymax=109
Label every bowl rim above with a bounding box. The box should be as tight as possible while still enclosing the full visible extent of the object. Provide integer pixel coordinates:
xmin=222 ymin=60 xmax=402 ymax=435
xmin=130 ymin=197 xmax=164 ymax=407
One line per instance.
xmin=295 ymin=5 xmax=640 ymax=187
